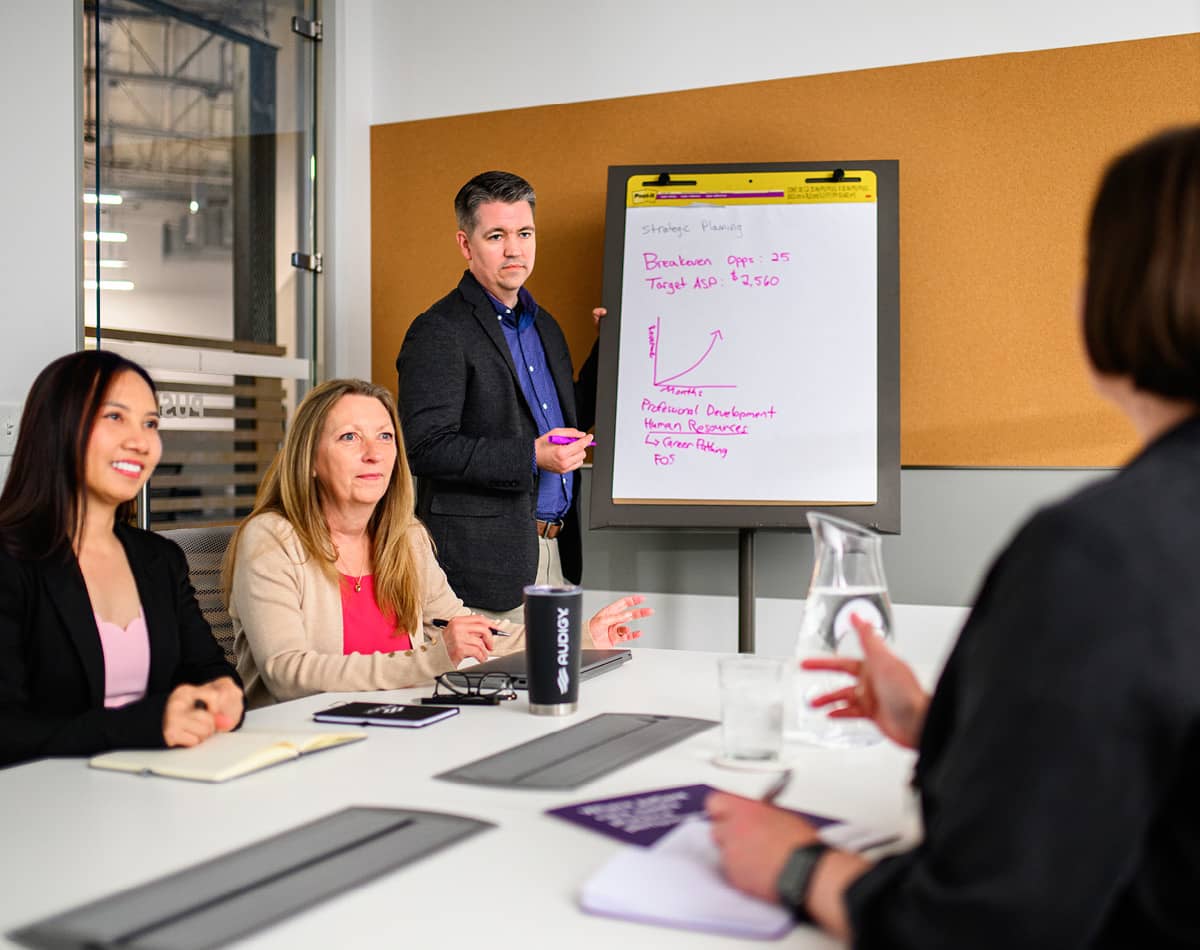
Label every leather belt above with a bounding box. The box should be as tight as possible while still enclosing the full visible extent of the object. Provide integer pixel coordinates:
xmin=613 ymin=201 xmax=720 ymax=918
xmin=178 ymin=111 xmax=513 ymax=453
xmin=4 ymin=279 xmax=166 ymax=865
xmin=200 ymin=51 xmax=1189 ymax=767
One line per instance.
xmin=535 ymin=519 xmax=563 ymax=539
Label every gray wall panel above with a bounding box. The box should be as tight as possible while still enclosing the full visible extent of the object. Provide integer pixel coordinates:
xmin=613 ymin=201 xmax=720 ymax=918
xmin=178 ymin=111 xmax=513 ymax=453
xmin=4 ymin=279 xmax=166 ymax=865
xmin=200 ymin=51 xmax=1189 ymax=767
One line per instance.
xmin=581 ymin=466 xmax=1107 ymax=606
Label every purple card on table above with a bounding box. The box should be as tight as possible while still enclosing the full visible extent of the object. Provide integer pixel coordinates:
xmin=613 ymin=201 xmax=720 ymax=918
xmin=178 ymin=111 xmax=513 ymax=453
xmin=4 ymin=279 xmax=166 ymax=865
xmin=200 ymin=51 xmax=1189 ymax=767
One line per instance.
xmin=547 ymin=783 xmax=840 ymax=848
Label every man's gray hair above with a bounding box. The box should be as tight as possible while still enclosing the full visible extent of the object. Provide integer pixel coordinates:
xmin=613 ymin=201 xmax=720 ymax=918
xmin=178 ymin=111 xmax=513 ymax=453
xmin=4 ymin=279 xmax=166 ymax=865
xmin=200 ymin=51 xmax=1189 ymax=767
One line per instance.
xmin=454 ymin=170 xmax=536 ymax=233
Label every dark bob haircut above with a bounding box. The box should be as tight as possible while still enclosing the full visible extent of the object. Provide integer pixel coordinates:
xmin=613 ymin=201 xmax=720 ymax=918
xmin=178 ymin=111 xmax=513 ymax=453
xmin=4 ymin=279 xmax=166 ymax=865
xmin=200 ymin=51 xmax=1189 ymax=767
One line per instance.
xmin=453 ymin=170 xmax=535 ymax=234
xmin=0 ymin=350 xmax=157 ymax=560
xmin=1084 ymin=125 xmax=1200 ymax=403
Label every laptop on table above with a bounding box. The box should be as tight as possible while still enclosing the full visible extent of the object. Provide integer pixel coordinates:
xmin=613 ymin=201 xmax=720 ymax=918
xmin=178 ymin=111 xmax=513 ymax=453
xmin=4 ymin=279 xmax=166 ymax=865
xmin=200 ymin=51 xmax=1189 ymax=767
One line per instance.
xmin=466 ymin=649 xmax=632 ymax=689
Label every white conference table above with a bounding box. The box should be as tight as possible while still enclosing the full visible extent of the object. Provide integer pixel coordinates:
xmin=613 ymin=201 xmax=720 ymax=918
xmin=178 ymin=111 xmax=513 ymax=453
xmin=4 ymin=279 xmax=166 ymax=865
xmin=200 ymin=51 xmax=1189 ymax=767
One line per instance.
xmin=0 ymin=606 xmax=966 ymax=950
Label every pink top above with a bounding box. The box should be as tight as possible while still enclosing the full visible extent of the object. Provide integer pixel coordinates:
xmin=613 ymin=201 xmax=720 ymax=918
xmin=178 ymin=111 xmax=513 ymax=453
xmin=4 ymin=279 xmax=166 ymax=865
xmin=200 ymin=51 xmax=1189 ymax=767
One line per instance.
xmin=95 ymin=607 xmax=151 ymax=709
xmin=340 ymin=574 xmax=413 ymax=655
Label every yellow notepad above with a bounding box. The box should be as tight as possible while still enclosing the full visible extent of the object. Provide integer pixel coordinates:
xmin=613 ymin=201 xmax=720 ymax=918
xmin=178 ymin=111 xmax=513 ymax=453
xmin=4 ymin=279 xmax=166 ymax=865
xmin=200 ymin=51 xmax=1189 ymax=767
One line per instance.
xmin=88 ymin=729 xmax=366 ymax=783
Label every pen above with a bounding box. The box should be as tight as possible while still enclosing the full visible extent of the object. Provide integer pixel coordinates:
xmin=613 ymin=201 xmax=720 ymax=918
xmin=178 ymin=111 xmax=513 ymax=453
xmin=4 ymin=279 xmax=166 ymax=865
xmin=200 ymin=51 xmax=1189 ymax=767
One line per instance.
xmin=762 ymin=768 xmax=793 ymax=804
xmin=431 ymin=618 xmax=510 ymax=637
xmin=547 ymin=435 xmax=597 ymax=446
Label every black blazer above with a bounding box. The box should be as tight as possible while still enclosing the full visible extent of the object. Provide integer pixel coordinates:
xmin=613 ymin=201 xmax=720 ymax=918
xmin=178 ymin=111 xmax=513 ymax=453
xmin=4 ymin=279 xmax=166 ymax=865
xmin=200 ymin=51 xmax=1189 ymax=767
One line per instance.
xmin=0 ymin=523 xmax=239 ymax=768
xmin=846 ymin=415 xmax=1200 ymax=949
xmin=397 ymin=271 xmax=599 ymax=611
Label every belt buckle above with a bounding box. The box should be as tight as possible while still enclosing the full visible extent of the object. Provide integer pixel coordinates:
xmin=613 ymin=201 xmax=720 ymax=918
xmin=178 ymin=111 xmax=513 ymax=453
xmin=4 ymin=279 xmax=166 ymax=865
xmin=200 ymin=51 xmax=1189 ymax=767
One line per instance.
xmin=537 ymin=519 xmax=562 ymax=538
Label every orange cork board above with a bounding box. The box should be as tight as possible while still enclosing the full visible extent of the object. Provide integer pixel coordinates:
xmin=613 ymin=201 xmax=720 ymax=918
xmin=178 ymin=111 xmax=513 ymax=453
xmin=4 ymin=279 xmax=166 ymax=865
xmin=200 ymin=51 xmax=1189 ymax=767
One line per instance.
xmin=371 ymin=33 xmax=1200 ymax=466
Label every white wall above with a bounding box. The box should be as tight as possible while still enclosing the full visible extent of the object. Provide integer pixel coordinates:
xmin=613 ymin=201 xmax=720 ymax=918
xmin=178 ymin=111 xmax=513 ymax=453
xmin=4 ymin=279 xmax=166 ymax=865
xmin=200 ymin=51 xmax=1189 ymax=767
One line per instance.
xmin=0 ymin=1 xmax=81 ymax=482
xmin=367 ymin=1 xmax=1200 ymax=123
xmin=326 ymin=0 xmax=1200 ymax=381
xmin=323 ymin=0 xmax=1199 ymax=607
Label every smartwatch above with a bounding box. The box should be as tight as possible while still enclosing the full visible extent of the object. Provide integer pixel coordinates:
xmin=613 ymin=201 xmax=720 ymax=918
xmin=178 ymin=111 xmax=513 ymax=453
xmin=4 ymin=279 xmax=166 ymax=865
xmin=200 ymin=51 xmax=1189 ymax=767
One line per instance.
xmin=776 ymin=842 xmax=830 ymax=921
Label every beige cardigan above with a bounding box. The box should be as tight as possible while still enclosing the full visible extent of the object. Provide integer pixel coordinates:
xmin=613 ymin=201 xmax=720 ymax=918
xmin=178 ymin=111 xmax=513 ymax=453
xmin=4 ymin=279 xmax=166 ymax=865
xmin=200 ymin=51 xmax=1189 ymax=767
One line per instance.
xmin=230 ymin=511 xmax=525 ymax=708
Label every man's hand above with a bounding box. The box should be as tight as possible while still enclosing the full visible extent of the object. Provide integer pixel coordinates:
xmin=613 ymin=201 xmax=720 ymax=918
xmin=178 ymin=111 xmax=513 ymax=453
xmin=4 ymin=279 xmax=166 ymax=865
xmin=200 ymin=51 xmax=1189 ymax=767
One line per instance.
xmin=592 ymin=307 xmax=606 ymax=330
xmin=535 ymin=428 xmax=591 ymax=474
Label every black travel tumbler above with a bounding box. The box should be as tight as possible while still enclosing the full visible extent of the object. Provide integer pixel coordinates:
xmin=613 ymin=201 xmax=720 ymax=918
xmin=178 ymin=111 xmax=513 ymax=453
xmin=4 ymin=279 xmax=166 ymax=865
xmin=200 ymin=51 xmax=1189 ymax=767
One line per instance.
xmin=523 ymin=584 xmax=583 ymax=715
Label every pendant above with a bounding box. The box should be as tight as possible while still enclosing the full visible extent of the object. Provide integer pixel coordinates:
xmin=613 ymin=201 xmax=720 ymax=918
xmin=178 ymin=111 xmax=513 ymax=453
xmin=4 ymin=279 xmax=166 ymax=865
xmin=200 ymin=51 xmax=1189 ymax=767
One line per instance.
xmin=354 ymin=579 xmax=362 ymax=593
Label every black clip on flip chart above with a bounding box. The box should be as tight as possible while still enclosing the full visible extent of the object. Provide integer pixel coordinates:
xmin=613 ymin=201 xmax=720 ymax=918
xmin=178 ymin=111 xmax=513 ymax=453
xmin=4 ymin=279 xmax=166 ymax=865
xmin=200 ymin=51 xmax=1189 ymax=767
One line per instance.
xmin=436 ymin=712 xmax=716 ymax=789
xmin=8 ymin=806 xmax=493 ymax=950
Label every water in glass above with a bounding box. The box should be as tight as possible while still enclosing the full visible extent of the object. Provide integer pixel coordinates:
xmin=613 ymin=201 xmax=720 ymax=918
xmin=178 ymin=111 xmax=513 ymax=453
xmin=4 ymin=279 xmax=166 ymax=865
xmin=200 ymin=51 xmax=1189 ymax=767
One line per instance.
xmin=719 ymin=656 xmax=785 ymax=762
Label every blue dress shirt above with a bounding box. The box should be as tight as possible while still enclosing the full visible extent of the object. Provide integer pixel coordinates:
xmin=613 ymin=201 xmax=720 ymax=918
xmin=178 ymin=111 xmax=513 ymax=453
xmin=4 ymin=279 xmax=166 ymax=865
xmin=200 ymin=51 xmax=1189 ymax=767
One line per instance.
xmin=484 ymin=287 xmax=573 ymax=522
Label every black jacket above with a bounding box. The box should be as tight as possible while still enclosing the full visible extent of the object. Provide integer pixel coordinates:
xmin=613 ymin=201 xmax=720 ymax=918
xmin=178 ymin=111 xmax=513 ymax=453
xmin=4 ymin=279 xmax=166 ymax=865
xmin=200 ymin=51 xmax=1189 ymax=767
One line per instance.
xmin=0 ymin=523 xmax=239 ymax=767
xmin=847 ymin=415 xmax=1200 ymax=948
xmin=397 ymin=271 xmax=598 ymax=611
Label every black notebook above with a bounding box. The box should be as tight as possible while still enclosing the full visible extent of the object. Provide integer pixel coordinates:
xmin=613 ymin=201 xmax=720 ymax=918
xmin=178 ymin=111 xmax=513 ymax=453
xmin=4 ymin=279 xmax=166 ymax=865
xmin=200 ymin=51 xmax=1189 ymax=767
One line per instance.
xmin=312 ymin=702 xmax=458 ymax=728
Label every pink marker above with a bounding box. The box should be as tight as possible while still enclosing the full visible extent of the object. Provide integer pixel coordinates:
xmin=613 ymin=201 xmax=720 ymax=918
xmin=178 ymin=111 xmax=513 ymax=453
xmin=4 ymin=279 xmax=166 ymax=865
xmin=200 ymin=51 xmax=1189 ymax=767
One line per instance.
xmin=548 ymin=435 xmax=597 ymax=446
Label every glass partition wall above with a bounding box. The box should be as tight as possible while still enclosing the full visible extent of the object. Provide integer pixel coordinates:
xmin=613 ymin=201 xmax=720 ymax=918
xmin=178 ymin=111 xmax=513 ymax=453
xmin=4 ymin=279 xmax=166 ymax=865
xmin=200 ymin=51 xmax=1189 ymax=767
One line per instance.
xmin=82 ymin=0 xmax=321 ymax=529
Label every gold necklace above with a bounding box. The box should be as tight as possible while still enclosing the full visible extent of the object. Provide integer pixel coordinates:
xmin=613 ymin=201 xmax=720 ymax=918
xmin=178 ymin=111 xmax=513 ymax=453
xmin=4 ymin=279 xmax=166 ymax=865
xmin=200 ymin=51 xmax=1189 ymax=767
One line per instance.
xmin=338 ymin=546 xmax=368 ymax=593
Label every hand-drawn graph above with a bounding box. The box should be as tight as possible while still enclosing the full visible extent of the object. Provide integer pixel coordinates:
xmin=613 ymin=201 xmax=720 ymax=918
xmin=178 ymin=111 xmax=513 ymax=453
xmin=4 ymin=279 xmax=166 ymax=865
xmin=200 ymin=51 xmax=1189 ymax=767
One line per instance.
xmin=648 ymin=317 xmax=736 ymax=392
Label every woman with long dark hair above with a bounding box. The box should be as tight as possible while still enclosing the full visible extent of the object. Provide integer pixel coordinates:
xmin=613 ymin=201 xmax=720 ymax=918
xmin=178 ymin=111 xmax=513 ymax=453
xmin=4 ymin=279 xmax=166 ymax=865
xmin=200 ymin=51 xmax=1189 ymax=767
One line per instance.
xmin=0 ymin=350 xmax=243 ymax=767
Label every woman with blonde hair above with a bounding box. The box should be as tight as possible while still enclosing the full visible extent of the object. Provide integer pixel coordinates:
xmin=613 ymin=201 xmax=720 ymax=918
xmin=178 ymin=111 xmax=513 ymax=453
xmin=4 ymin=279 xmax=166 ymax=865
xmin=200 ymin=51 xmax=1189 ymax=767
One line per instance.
xmin=228 ymin=378 xmax=648 ymax=707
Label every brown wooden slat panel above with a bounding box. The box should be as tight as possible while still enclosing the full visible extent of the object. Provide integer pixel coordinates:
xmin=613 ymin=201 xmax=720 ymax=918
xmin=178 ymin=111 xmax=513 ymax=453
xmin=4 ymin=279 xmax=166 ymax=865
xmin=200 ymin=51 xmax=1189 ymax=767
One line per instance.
xmin=150 ymin=495 xmax=255 ymax=514
xmin=156 ymin=381 xmax=286 ymax=398
xmin=86 ymin=325 xmax=286 ymax=356
xmin=159 ymin=426 xmax=283 ymax=445
xmin=192 ymin=405 xmax=287 ymax=421
xmin=152 ymin=472 xmax=264 ymax=488
xmin=162 ymin=449 xmax=279 ymax=464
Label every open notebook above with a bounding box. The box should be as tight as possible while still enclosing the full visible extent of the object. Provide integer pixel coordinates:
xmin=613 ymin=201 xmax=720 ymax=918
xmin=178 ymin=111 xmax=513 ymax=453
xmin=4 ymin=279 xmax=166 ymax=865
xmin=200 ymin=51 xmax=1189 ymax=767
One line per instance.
xmin=88 ymin=730 xmax=366 ymax=783
xmin=570 ymin=784 xmax=898 ymax=939
xmin=580 ymin=819 xmax=793 ymax=939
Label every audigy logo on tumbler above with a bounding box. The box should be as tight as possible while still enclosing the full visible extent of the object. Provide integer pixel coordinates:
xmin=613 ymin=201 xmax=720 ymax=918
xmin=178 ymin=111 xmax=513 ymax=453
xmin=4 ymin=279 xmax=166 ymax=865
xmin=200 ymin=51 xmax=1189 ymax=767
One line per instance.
xmin=556 ymin=607 xmax=571 ymax=694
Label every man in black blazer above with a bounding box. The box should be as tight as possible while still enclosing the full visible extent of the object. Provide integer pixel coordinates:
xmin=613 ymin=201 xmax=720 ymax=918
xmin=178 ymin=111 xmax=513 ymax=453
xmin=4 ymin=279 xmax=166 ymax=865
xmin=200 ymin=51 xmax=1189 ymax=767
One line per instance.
xmin=396 ymin=171 xmax=599 ymax=619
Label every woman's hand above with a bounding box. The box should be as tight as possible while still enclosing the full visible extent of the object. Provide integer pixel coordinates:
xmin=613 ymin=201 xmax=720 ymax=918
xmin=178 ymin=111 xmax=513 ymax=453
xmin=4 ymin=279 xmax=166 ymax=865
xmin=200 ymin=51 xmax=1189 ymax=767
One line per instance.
xmin=588 ymin=594 xmax=652 ymax=648
xmin=706 ymin=792 xmax=821 ymax=902
xmin=203 ymin=676 xmax=243 ymax=731
xmin=802 ymin=613 xmax=930 ymax=749
xmin=441 ymin=615 xmax=496 ymax=665
xmin=161 ymin=678 xmax=243 ymax=746
xmin=162 ymin=684 xmax=217 ymax=747
xmin=707 ymin=791 xmax=869 ymax=938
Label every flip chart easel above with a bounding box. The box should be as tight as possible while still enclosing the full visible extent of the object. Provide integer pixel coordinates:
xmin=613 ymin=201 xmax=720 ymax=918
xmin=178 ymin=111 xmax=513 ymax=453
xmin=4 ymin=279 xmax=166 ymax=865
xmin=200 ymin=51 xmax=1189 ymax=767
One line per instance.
xmin=590 ymin=163 xmax=900 ymax=650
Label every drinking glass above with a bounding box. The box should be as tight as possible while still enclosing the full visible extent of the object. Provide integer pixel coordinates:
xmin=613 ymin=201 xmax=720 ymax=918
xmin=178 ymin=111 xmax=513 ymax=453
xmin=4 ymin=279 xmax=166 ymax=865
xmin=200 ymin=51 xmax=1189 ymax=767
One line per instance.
xmin=718 ymin=655 xmax=785 ymax=764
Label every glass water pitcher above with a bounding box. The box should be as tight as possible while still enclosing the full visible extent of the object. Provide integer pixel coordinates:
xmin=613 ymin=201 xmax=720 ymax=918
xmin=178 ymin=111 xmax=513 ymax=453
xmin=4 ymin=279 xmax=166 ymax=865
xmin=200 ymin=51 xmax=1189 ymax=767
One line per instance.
xmin=788 ymin=512 xmax=895 ymax=747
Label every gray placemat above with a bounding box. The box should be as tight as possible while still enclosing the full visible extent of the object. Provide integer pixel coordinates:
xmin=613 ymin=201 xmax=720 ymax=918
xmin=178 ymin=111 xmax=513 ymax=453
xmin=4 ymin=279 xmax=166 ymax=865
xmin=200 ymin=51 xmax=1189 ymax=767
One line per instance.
xmin=9 ymin=806 xmax=492 ymax=950
xmin=437 ymin=713 xmax=717 ymax=789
